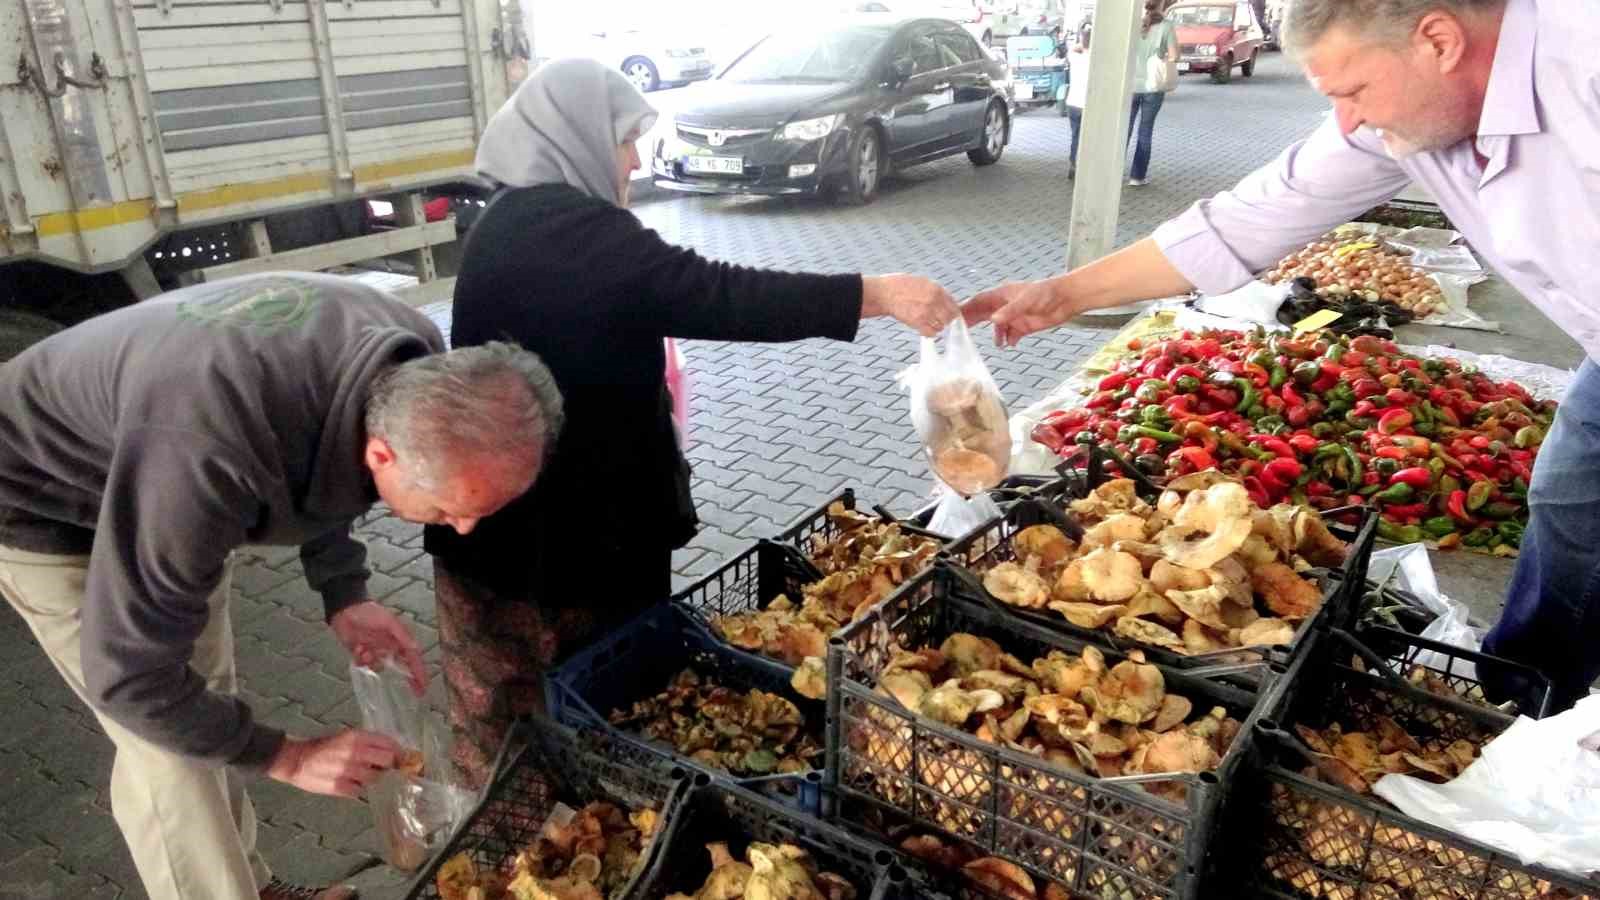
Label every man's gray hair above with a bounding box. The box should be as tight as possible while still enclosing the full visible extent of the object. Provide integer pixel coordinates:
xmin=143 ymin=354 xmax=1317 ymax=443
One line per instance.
xmin=1283 ymin=0 xmax=1501 ymax=55
xmin=365 ymin=341 xmax=565 ymax=489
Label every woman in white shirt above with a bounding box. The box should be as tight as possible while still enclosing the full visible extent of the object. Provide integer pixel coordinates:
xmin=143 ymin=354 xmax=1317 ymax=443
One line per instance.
xmin=1063 ymin=25 xmax=1091 ymax=179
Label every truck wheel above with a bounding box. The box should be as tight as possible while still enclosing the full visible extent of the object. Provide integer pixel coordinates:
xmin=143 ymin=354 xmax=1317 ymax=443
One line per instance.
xmin=1211 ymin=54 xmax=1233 ymax=83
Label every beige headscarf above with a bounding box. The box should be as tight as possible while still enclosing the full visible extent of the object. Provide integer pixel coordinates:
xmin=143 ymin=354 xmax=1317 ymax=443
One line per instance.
xmin=474 ymin=57 xmax=659 ymax=205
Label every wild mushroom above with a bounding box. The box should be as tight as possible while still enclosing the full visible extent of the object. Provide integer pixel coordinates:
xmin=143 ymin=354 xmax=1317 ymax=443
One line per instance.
xmin=1082 ymin=513 xmax=1149 ymax=548
xmin=1250 ymin=562 xmax=1323 ymax=620
xmin=1024 ymin=693 xmax=1090 ymax=728
xmin=1149 ymin=559 xmax=1210 ymax=594
xmin=1079 ymin=548 xmax=1145 ymax=603
xmin=1053 ymin=559 xmax=1091 ymax=603
xmin=879 ymin=669 xmax=933 ymax=711
xmin=940 ymin=633 xmax=1003 ymax=677
xmin=1181 ymin=619 xmax=1229 ymax=655
xmin=1157 ymin=483 xmax=1254 ymax=570
xmin=1049 ymin=601 xmax=1127 ymax=629
xmin=790 ymin=656 xmax=827 ymax=701
xmin=1081 ymin=660 xmax=1166 ymax=725
xmin=1238 ymin=617 xmax=1295 ymax=647
xmin=1013 ymin=524 xmax=1075 ymax=569
xmin=962 ymin=858 xmax=1035 ymax=900
xmin=1031 ymin=649 xmax=1101 ymax=698
xmin=919 ymin=681 xmax=1004 ymax=728
xmin=1137 ymin=729 xmax=1221 ymax=775
xmin=1164 ymin=584 xmax=1232 ymax=630
xmin=1113 ymin=616 xmax=1188 ymax=652
xmin=1151 ymin=694 xmax=1193 ymax=733
xmin=984 ymin=561 xmax=1051 ymax=609
xmin=1123 ymin=589 xmax=1186 ymax=626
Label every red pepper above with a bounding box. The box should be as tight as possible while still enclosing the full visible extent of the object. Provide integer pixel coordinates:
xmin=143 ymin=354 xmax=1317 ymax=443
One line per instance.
xmin=1141 ymin=356 xmax=1175 ymax=379
xmin=1288 ymin=434 xmax=1320 ymax=455
xmin=1311 ymin=372 xmax=1340 ymax=394
xmin=1098 ymin=420 xmax=1121 ymax=440
xmin=1374 ymin=445 xmax=1409 ymax=461
xmin=1086 ymin=390 xmax=1117 ymax=410
xmin=1132 ymin=437 xmax=1160 ymax=456
xmin=1383 ymin=388 xmax=1415 ymax=407
xmin=1362 ymin=470 xmax=1382 ymax=486
xmin=1165 ymin=396 xmax=1197 ymax=420
xmin=1031 ymin=423 xmax=1066 ymax=451
xmin=1352 ymin=378 xmax=1383 ymax=400
xmin=1044 ymin=408 xmax=1089 ymax=429
xmin=1241 ymin=363 xmax=1271 ymax=388
xmin=1237 ymin=459 xmax=1262 ymax=478
xmin=1263 ymin=394 xmax=1286 ymax=414
xmin=1097 ymin=372 xmax=1130 ymax=391
xmin=1242 ymin=475 xmax=1271 ymax=508
xmin=1281 ymin=384 xmax=1305 ymax=408
xmin=1377 ymin=408 xmax=1416 ymax=435
xmin=1306 ymin=481 xmax=1333 ymax=497
xmin=1399 ymin=358 xmax=1422 ymax=371
xmin=1433 ymin=406 xmax=1460 ymax=427
xmin=1182 ymin=421 xmax=1220 ymax=452
xmin=1389 ymin=467 xmax=1433 ymax=488
xmin=1468 ymin=434 xmax=1490 ymax=450
xmin=1286 ymin=405 xmax=1312 ymax=428
xmin=1352 ymin=400 xmax=1378 ymax=419
xmin=1445 ymin=489 xmax=1474 ymax=525
xmin=1508 ymin=460 xmax=1533 ymax=481
xmin=1203 ymin=387 xmax=1240 ymax=410
xmin=1179 ymin=446 xmax=1218 ymax=471
xmin=1253 ymin=436 xmax=1296 ymax=459
xmin=1260 ymin=458 xmax=1304 ymax=495
xmin=1341 ymin=350 xmax=1371 ymax=367
xmin=1346 ymin=494 xmax=1364 ymax=506
xmin=1168 ymin=365 xmax=1205 ymax=383
xmin=1384 ymin=502 xmax=1431 ymax=520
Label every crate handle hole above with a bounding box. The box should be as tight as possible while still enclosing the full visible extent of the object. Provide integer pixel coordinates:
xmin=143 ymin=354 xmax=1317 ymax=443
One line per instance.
xmin=1258 ymin=718 xmax=1279 ymax=732
xmin=1199 ymin=771 xmax=1220 ymax=785
xmin=694 ymin=773 xmax=712 ymax=787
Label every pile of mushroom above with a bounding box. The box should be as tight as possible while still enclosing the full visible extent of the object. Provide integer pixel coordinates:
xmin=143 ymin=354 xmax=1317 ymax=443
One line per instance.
xmin=980 ymin=475 xmax=1348 ymax=655
xmin=855 ymin=633 xmax=1243 ymax=812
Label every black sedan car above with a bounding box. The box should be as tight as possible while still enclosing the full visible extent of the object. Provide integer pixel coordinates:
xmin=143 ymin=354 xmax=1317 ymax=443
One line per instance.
xmin=651 ymin=18 xmax=1013 ymax=204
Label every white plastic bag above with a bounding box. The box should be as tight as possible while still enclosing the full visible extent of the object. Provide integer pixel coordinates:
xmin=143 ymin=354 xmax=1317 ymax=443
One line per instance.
xmin=1374 ymin=695 xmax=1600 ymax=876
xmin=899 ymin=319 xmax=1012 ymax=496
xmin=926 ymin=490 xmax=1004 ymax=542
xmin=351 ymin=660 xmax=475 ymax=872
xmin=1367 ymin=543 xmax=1483 ymax=678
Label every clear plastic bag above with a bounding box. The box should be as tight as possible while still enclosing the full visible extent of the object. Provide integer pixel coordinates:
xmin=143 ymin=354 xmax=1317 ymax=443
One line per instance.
xmin=1374 ymin=695 xmax=1600 ymax=876
xmin=1368 ymin=543 xmax=1483 ymax=679
xmin=899 ymin=319 xmax=1011 ymax=496
xmin=351 ymin=660 xmax=475 ymax=872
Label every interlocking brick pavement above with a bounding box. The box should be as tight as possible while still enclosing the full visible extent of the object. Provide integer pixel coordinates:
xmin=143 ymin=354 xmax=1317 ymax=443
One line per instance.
xmin=0 ymin=53 xmax=1333 ymax=897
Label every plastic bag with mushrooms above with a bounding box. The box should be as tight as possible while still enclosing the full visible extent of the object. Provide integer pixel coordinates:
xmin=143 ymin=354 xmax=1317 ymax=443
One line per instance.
xmin=899 ymin=320 xmax=1012 ymax=495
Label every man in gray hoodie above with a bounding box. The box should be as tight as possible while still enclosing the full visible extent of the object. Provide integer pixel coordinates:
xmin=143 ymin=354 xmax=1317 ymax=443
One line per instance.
xmin=0 ymin=273 xmax=563 ymax=900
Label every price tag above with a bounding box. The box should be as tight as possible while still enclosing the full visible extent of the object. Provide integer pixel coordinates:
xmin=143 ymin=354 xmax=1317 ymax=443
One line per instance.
xmin=1292 ymin=309 xmax=1343 ymax=334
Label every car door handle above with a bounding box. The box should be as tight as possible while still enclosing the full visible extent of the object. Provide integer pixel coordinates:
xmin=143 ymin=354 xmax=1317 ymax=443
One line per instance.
xmin=933 ymin=82 xmax=952 ymax=91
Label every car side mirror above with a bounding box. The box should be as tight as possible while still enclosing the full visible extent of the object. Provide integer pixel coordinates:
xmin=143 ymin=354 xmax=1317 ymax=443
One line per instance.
xmin=892 ymin=57 xmax=916 ymax=80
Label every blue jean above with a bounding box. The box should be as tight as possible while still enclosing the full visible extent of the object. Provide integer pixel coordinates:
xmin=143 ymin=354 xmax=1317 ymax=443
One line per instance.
xmin=1481 ymin=358 xmax=1600 ymax=714
xmin=1065 ymin=105 xmax=1083 ymax=166
xmin=1127 ymin=91 xmax=1166 ymax=180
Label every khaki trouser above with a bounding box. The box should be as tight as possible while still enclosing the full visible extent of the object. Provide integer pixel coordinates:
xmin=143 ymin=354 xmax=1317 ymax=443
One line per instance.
xmin=0 ymin=544 xmax=270 ymax=899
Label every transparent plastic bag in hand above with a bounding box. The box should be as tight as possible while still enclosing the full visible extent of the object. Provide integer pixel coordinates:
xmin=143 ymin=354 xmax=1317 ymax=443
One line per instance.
xmin=351 ymin=660 xmax=474 ymax=871
xmin=899 ymin=319 xmax=1012 ymax=495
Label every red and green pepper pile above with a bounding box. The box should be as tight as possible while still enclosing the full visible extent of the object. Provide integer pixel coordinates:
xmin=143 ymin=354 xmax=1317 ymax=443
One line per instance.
xmin=1028 ymin=330 xmax=1553 ymax=553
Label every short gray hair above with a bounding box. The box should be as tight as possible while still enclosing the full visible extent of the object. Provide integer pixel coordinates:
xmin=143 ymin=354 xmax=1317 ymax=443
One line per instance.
xmin=1283 ymin=0 xmax=1502 ymax=55
xmin=365 ymin=341 xmax=565 ymax=490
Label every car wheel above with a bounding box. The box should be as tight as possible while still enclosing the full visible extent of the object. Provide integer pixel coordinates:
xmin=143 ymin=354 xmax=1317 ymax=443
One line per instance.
xmin=968 ymin=101 xmax=1008 ymax=166
xmin=622 ymin=57 xmax=660 ymax=93
xmin=1241 ymin=50 xmax=1257 ymax=77
xmin=1211 ymin=53 xmax=1233 ymax=83
xmin=836 ymin=126 xmax=884 ymax=205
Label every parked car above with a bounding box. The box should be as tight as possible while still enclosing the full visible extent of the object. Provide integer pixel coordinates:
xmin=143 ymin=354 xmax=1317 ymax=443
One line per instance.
xmin=651 ymin=18 xmax=1012 ymax=204
xmin=538 ymin=19 xmax=715 ymax=92
xmin=1169 ymin=0 xmax=1264 ymax=83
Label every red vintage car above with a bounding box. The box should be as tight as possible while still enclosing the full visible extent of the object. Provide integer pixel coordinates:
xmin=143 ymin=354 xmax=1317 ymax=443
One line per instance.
xmin=1169 ymin=0 xmax=1266 ymax=84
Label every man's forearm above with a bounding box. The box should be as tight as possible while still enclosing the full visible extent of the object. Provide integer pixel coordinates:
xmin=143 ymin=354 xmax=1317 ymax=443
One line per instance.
xmin=1047 ymin=239 xmax=1196 ymax=313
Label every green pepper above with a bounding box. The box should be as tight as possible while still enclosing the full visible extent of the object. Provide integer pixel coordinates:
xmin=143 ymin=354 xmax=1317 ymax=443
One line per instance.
xmin=1439 ymin=474 xmax=1463 ymax=497
xmin=1294 ymin=361 xmax=1322 ymax=386
xmin=1118 ymin=425 xmax=1140 ymax=443
xmin=1374 ymin=458 xmax=1400 ymax=478
xmin=1129 ymin=425 xmax=1182 ymax=444
xmin=1312 ymin=422 xmax=1337 ymax=439
xmin=1466 ymin=480 xmax=1494 ymax=511
xmin=1514 ymin=425 xmax=1544 ymax=449
xmin=1135 ymin=380 xmax=1169 ymax=404
xmin=1378 ymin=522 xmax=1425 ymax=543
xmin=1422 ymin=359 xmax=1448 ymax=379
xmin=1341 ymin=445 xmax=1364 ymax=489
xmin=1496 ymin=521 xmax=1525 ymax=547
xmin=1141 ymin=404 xmax=1171 ymax=428
xmin=1269 ymin=364 xmax=1289 ymax=389
xmin=1175 ymin=375 xmax=1201 ymax=394
xmin=1256 ymin=415 xmax=1287 ymax=435
xmin=1074 ymin=430 xmax=1099 ymax=446
xmin=1113 ymin=387 xmax=1135 ymax=403
xmin=1250 ymin=349 xmax=1276 ymax=370
xmin=1247 ymin=404 xmax=1267 ymax=420
xmin=1325 ymin=401 xmax=1351 ymax=419
xmin=1235 ymin=383 xmax=1258 ymax=414
xmin=1359 ymin=483 xmax=1385 ymax=496
xmin=1415 ymin=421 xmax=1438 ymax=437
xmin=1509 ymin=477 xmax=1529 ymax=500
xmin=1427 ymin=458 xmax=1446 ymax=481
xmin=1116 ymin=407 xmax=1142 ymax=423
xmin=1375 ymin=482 xmax=1415 ymax=504
xmin=1422 ymin=517 xmax=1457 ymax=538
xmin=1325 ymin=383 xmax=1356 ymax=405
xmin=1462 ymin=527 xmax=1495 ymax=547
xmin=1481 ymin=501 xmax=1521 ymax=520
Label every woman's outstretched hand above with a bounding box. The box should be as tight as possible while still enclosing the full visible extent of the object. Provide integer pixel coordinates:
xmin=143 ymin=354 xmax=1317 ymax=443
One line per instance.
xmin=862 ymin=274 xmax=961 ymax=337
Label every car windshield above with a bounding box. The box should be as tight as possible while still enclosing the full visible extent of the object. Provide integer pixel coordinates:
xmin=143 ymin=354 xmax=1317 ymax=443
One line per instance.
xmin=1169 ymin=6 xmax=1235 ymax=26
xmin=723 ymin=25 xmax=893 ymax=82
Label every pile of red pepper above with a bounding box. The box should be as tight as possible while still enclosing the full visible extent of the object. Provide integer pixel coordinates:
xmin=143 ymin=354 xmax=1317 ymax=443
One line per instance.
xmin=1028 ymin=331 xmax=1553 ymax=553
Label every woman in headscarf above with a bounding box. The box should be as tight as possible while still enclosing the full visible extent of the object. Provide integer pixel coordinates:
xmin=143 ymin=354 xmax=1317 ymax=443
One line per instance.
xmin=424 ymin=58 xmax=961 ymax=786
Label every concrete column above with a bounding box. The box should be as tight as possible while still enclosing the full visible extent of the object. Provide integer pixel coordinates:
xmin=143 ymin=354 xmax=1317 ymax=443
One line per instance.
xmin=1065 ymin=0 xmax=1143 ymax=272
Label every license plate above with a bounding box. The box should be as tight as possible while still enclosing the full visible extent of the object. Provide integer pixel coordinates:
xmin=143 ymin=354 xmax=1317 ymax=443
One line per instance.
xmin=1013 ymin=82 xmax=1034 ymax=100
xmin=1177 ymin=61 xmax=1191 ymax=72
xmin=684 ymin=156 xmax=743 ymax=175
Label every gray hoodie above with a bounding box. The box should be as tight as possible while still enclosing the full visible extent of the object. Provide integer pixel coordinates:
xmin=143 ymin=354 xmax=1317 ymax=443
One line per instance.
xmin=0 ymin=273 xmax=444 ymax=770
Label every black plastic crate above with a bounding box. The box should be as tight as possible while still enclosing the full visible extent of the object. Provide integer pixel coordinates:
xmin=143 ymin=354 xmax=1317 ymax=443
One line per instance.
xmin=547 ymin=601 xmax=825 ymax=805
xmin=636 ymin=776 xmax=899 ymax=900
xmin=1237 ymin=632 xmax=1599 ymax=900
xmin=403 ymin=715 xmax=684 ymax=899
xmin=826 ymin=564 xmax=1289 ymax=900
xmin=944 ymin=496 xmax=1371 ymax=676
xmin=1349 ymin=625 xmax=1553 ymax=719
xmin=905 ymin=475 xmax=1075 ymax=539
xmin=775 ymin=487 xmax=950 ymax=560
xmin=671 ymin=538 xmax=821 ymax=670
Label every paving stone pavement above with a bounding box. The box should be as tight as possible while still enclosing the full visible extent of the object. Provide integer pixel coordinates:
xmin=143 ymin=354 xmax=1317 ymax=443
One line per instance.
xmin=0 ymin=53 xmax=1332 ymax=898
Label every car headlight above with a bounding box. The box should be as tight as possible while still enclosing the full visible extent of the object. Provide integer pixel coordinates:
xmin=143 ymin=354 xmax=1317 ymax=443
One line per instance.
xmin=781 ymin=114 xmax=843 ymax=142
xmin=1198 ymin=45 xmax=1217 ymax=56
